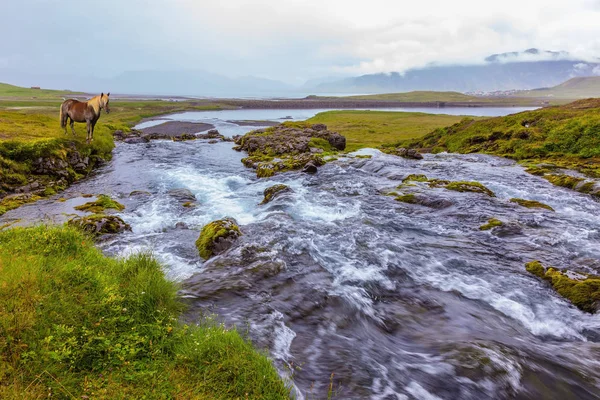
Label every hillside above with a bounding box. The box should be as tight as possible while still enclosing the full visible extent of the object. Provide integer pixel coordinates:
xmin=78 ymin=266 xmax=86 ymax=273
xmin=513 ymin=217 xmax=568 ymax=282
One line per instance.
xmin=399 ymin=98 xmax=600 ymax=177
xmin=518 ymin=77 xmax=600 ymax=99
xmin=308 ymin=91 xmax=478 ymax=102
xmin=0 ymin=82 xmax=85 ymax=100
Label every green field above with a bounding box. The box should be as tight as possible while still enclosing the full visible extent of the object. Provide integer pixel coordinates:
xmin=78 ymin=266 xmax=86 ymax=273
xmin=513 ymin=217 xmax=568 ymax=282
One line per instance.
xmin=0 ymin=225 xmax=290 ymax=399
xmin=307 ymin=110 xmax=472 ymax=151
xmin=0 ymin=82 xmax=86 ymax=100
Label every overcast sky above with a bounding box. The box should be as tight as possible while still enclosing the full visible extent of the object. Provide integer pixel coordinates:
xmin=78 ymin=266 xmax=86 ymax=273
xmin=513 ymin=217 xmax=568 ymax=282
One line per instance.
xmin=2 ymin=0 xmax=600 ymax=84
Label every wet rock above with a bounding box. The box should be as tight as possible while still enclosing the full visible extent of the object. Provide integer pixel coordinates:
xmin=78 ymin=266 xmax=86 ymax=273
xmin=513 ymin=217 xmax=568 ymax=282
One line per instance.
xmin=129 ymin=190 xmax=152 ymax=197
xmin=525 ymin=261 xmax=600 ymax=313
xmin=208 ymin=139 xmax=219 ymax=144
xmin=261 ymin=184 xmax=292 ymax=204
xmin=206 ymin=129 xmax=222 ymax=139
xmin=68 ymin=214 xmax=131 ymax=235
xmin=510 ymin=198 xmax=554 ymax=211
xmin=302 ymin=161 xmax=319 ymax=174
xmin=124 ymin=137 xmax=148 ymax=144
xmin=391 ymin=147 xmax=423 ymax=160
xmin=167 ymin=188 xmax=196 ymax=202
xmin=112 ymin=129 xmax=125 ymax=140
xmin=196 ymin=217 xmax=242 ymax=260
xmin=445 ymin=181 xmax=495 ymax=197
xmin=175 ymin=222 xmax=188 ymax=229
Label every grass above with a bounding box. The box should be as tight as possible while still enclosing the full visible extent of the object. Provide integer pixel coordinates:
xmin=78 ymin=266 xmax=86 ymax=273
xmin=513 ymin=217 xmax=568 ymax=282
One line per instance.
xmin=306 ymin=110 xmax=469 ymax=152
xmin=401 ymin=99 xmax=600 ymax=177
xmin=0 ymin=225 xmax=290 ymax=399
xmin=0 ymin=82 xmax=85 ymax=100
xmin=306 ymin=90 xmax=554 ymax=105
xmin=0 ymin=91 xmax=230 ymax=210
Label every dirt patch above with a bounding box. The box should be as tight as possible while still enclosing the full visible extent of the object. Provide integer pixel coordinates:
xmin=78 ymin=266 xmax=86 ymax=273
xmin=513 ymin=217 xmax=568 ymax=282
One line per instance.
xmin=139 ymin=121 xmax=214 ymax=137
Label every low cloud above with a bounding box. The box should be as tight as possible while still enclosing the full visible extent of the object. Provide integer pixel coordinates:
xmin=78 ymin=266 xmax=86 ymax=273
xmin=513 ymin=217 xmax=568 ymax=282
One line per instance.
xmin=1 ymin=0 xmax=600 ymax=84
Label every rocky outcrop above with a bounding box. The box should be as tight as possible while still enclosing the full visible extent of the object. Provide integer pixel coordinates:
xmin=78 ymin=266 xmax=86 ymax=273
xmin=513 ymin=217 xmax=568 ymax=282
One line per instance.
xmin=68 ymin=214 xmax=131 ymax=235
xmin=196 ymin=218 xmax=242 ymax=260
xmin=234 ymin=122 xmax=345 ymax=177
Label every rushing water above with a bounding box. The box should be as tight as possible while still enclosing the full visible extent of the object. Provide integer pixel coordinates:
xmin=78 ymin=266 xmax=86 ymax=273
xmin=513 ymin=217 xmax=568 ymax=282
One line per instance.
xmin=2 ymin=107 xmax=599 ymax=399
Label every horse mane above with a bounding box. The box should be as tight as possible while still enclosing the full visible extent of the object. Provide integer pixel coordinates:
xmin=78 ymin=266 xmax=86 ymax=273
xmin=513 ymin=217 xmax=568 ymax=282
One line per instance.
xmin=87 ymin=95 xmax=102 ymax=115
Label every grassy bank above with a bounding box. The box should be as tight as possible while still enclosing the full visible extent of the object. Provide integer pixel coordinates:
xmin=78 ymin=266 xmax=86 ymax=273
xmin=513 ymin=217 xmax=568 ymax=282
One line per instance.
xmin=0 ymin=225 xmax=290 ymax=399
xmin=307 ymin=110 xmax=470 ymax=151
xmin=0 ymin=97 xmax=229 ymax=214
xmin=398 ymin=98 xmax=600 ymax=177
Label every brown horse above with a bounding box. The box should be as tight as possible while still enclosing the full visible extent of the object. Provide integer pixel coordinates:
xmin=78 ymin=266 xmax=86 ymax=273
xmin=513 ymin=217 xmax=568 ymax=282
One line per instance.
xmin=60 ymin=93 xmax=110 ymax=143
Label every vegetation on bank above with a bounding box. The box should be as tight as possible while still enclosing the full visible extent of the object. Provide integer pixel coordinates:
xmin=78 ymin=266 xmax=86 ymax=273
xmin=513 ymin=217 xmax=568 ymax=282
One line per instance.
xmin=307 ymin=110 xmax=469 ymax=152
xmin=0 ymin=94 xmax=228 ymax=214
xmin=0 ymin=225 xmax=290 ymax=399
xmin=525 ymin=261 xmax=600 ymax=314
xmin=398 ymin=99 xmax=600 ymax=178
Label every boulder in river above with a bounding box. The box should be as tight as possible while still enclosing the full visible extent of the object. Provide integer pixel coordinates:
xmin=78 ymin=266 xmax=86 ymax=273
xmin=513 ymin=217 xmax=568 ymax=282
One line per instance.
xmin=196 ymin=217 xmax=242 ymax=260
xmin=510 ymin=198 xmax=554 ymax=211
xmin=390 ymin=147 xmax=424 ymax=160
xmin=525 ymin=261 xmax=600 ymax=313
xmin=445 ymin=181 xmax=495 ymax=197
xmin=167 ymin=188 xmax=196 ymax=202
xmin=261 ymin=184 xmax=292 ymax=204
xmin=68 ymin=214 xmax=131 ymax=235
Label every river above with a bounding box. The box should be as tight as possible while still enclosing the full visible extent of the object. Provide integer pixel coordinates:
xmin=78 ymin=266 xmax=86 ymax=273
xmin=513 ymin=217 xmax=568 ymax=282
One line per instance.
xmin=2 ymin=107 xmax=599 ymax=399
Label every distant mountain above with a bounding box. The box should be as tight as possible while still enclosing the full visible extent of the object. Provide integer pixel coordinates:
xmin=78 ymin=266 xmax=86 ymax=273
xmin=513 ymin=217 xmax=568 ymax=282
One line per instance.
xmin=0 ymin=69 xmax=293 ymax=98
xmin=311 ymin=49 xmax=600 ymax=94
xmin=110 ymin=70 xmax=293 ymax=97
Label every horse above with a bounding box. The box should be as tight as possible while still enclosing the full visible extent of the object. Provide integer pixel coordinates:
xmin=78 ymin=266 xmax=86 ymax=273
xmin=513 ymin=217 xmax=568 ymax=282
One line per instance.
xmin=60 ymin=92 xmax=110 ymax=143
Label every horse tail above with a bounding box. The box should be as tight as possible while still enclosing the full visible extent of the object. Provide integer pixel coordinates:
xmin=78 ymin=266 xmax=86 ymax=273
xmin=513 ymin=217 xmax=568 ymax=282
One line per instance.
xmin=60 ymin=102 xmax=66 ymax=128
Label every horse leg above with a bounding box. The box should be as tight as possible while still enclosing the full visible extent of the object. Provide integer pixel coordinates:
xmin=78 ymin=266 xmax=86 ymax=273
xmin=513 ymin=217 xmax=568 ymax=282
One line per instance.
xmin=86 ymin=120 xmax=91 ymax=143
xmin=70 ymin=118 xmax=76 ymax=135
xmin=90 ymin=121 xmax=96 ymax=143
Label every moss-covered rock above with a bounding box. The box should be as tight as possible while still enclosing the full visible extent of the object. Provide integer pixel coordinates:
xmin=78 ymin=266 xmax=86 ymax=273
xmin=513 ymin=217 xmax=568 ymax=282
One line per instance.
xmin=395 ymin=194 xmax=417 ymax=204
xmin=445 ymin=181 xmax=495 ymax=197
xmin=427 ymin=178 xmax=451 ymax=188
xmin=67 ymin=214 xmax=131 ymax=235
xmin=402 ymin=174 xmax=428 ymax=183
xmin=196 ymin=218 xmax=242 ymax=260
xmin=510 ymin=198 xmax=554 ymax=211
xmin=479 ymin=218 xmax=503 ymax=231
xmin=525 ymin=261 xmax=600 ymax=313
xmin=74 ymin=194 xmax=125 ymax=213
xmin=0 ymin=193 xmax=42 ymax=216
xmin=260 ymin=184 xmax=291 ymax=204
xmin=544 ymin=174 xmax=584 ymax=190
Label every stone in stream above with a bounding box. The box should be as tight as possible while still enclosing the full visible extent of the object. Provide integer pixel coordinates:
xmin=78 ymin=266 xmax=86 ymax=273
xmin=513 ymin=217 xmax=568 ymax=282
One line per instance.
xmin=196 ymin=217 xmax=242 ymax=260
xmin=167 ymin=188 xmax=196 ymax=202
xmin=260 ymin=184 xmax=292 ymax=204
xmin=68 ymin=214 xmax=131 ymax=235
xmin=302 ymin=161 xmax=319 ymax=174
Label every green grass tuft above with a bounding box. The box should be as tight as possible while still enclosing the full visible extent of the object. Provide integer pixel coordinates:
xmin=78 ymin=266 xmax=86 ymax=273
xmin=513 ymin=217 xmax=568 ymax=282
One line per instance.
xmin=0 ymin=225 xmax=289 ymax=398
